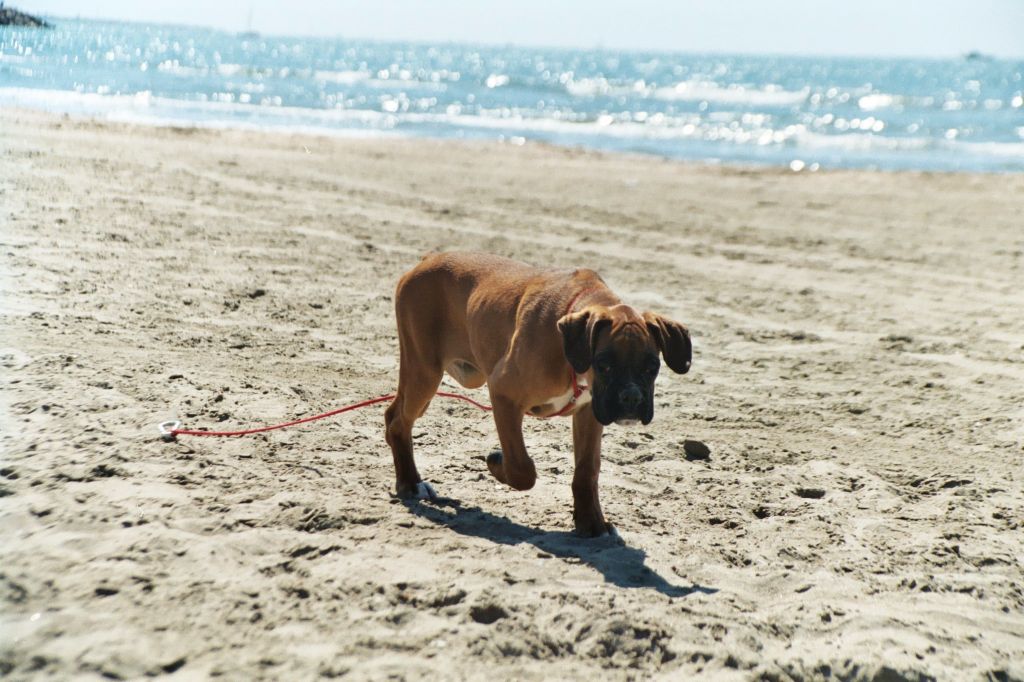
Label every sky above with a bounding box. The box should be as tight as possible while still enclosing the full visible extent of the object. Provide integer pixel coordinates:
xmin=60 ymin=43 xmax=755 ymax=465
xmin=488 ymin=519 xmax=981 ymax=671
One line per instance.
xmin=18 ymin=0 xmax=1024 ymax=58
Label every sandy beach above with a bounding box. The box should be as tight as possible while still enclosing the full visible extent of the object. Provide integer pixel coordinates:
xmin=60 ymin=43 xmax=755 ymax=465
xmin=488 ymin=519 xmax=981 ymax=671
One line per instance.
xmin=1 ymin=108 xmax=1022 ymax=680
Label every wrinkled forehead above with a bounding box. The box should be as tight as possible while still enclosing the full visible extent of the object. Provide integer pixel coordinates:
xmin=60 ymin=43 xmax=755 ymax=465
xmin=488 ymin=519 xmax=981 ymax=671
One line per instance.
xmin=596 ymin=306 xmax=657 ymax=356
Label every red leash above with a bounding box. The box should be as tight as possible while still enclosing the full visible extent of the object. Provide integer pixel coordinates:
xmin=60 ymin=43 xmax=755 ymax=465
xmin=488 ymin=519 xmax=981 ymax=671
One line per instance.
xmin=158 ymin=289 xmax=593 ymax=441
xmin=159 ymin=391 xmax=493 ymax=440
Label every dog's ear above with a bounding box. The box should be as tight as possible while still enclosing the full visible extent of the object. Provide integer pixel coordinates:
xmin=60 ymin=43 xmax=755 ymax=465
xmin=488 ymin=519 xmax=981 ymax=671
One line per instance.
xmin=558 ymin=309 xmax=611 ymax=374
xmin=643 ymin=312 xmax=692 ymax=374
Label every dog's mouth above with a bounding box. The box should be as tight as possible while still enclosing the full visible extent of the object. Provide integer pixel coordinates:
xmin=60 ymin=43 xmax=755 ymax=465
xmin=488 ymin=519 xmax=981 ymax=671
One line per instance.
xmin=592 ymin=391 xmax=653 ymax=427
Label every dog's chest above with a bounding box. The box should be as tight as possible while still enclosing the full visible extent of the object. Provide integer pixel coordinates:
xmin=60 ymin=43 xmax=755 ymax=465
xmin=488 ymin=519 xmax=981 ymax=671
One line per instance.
xmin=530 ymin=383 xmax=592 ymax=416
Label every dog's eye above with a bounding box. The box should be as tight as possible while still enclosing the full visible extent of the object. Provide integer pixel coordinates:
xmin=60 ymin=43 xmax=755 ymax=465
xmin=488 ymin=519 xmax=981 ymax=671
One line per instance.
xmin=645 ymin=360 xmax=660 ymax=376
xmin=595 ymin=359 xmax=613 ymax=374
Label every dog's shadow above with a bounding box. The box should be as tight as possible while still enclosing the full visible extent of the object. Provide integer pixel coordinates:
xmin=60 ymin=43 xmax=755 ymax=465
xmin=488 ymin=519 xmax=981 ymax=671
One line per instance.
xmin=402 ymin=496 xmax=716 ymax=599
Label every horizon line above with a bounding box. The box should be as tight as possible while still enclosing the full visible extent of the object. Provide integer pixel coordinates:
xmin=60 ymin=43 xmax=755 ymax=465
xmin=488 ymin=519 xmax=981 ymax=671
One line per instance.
xmin=21 ymin=12 xmax=1024 ymax=62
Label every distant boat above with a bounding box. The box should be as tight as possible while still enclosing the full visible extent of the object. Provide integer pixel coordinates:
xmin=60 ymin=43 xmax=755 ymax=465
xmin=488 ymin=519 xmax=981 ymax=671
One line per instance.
xmin=963 ymin=51 xmax=993 ymax=61
xmin=237 ymin=6 xmax=259 ymax=39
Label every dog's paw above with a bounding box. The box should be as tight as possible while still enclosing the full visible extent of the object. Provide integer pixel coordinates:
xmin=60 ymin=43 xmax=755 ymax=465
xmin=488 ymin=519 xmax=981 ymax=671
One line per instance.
xmin=413 ymin=481 xmax=438 ymax=501
xmin=486 ymin=451 xmax=508 ymax=484
xmin=574 ymin=517 xmax=621 ymax=540
xmin=592 ymin=523 xmax=623 ymax=544
xmin=395 ymin=480 xmax=439 ymax=500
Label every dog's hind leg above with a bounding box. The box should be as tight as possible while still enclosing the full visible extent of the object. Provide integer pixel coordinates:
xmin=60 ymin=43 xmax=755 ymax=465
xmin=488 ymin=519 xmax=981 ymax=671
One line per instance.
xmin=385 ymin=343 xmax=444 ymax=500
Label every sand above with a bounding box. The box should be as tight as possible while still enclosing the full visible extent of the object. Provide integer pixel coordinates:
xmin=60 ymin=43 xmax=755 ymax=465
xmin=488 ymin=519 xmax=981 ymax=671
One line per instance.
xmin=1 ymin=108 xmax=1022 ymax=680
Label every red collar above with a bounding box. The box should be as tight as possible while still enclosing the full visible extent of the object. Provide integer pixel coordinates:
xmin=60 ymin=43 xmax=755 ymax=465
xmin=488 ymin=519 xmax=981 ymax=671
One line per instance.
xmin=547 ymin=288 xmax=595 ymax=418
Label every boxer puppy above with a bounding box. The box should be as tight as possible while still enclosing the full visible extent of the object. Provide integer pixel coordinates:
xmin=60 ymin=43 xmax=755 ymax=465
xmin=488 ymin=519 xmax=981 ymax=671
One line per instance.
xmin=385 ymin=252 xmax=691 ymax=536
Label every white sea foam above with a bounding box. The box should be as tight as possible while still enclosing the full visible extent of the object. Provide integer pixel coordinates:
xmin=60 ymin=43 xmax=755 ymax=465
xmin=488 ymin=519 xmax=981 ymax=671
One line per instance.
xmin=215 ymin=63 xmax=246 ymax=77
xmin=103 ymin=110 xmax=405 ymax=139
xmin=2 ymin=84 xmax=1021 ymax=169
xmin=0 ymin=86 xmax=399 ymax=132
xmin=313 ymin=69 xmax=371 ymax=85
xmin=794 ymin=130 xmax=1024 ymax=159
xmin=485 ymin=74 xmax=510 ymax=88
xmin=856 ymin=91 xmax=953 ymax=113
xmin=564 ymin=77 xmax=809 ymax=107
xmin=955 ymin=140 xmax=1024 ymax=158
xmin=402 ymin=110 xmax=707 ymax=141
xmin=156 ymin=61 xmax=205 ymax=77
xmin=652 ymin=81 xmax=809 ymax=106
xmin=363 ymin=77 xmax=444 ymax=91
xmin=564 ymin=77 xmax=639 ymax=98
xmin=858 ymin=93 xmax=898 ymax=110
xmin=795 ymin=130 xmax=932 ymax=152
xmin=0 ymin=86 xmax=930 ymax=150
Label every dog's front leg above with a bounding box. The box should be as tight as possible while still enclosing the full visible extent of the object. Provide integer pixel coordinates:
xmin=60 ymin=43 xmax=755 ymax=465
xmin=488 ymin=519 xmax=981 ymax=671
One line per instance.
xmin=486 ymin=395 xmax=537 ymax=491
xmin=571 ymin=407 xmax=612 ymax=536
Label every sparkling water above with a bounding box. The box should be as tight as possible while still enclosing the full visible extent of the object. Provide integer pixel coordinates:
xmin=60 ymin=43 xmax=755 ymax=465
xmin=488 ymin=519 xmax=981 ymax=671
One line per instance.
xmin=2 ymin=18 xmax=1022 ymax=171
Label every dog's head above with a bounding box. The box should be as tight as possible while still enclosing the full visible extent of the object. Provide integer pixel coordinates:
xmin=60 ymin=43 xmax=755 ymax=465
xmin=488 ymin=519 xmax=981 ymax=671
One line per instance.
xmin=558 ymin=304 xmax=691 ymax=426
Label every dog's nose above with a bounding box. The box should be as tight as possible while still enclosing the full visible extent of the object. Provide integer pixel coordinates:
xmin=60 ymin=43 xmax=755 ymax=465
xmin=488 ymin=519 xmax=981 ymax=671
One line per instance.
xmin=619 ymin=386 xmax=643 ymax=411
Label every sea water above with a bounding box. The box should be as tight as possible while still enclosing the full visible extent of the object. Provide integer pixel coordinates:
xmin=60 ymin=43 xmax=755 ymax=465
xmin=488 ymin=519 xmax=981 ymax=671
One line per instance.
xmin=2 ymin=18 xmax=1022 ymax=172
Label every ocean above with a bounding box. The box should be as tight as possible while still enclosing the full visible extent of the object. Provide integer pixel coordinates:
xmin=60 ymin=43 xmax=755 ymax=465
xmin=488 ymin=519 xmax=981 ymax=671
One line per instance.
xmin=2 ymin=18 xmax=1022 ymax=172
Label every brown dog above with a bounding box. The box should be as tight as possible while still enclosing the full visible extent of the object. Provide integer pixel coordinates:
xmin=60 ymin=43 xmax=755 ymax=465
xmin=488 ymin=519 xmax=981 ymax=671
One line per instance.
xmin=385 ymin=252 xmax=692 ymax=536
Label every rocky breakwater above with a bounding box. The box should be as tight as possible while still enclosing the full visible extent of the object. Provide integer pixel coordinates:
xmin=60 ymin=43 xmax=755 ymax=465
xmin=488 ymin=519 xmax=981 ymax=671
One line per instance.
xmin=0 ymin=6 xmax=53 ymax=27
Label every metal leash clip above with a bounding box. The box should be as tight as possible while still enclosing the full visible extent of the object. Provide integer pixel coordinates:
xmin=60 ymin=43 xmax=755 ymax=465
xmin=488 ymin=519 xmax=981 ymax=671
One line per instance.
xmin=158 ymin=420 xmax=181 ymax=441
